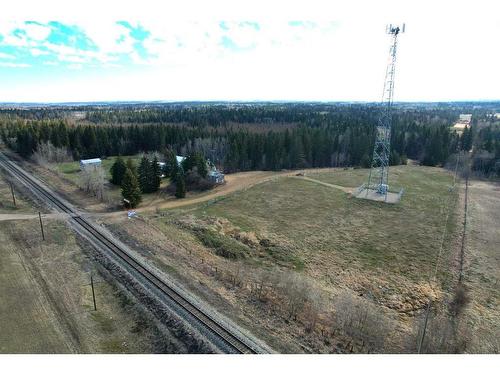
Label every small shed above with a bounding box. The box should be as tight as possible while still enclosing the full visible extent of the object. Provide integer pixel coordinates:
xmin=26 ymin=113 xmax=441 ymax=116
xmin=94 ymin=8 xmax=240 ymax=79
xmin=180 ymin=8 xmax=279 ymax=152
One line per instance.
xmin=80 ymin=158 xmax=102 ymax=170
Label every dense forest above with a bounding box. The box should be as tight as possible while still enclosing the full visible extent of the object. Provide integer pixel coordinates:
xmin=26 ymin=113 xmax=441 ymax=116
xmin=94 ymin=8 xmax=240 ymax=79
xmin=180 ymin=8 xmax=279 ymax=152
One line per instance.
xmin=0 ymin=102 xmax=499 ymax=176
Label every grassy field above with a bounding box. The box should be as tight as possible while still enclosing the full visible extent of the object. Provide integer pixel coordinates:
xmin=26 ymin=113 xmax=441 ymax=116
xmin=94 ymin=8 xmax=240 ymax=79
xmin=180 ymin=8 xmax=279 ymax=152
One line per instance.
xmin=461 ymin=179 xmax=500 ymax=352
xmin=108 ymin=164 xmax=461 ymax=352
xmin=190 ymin=165 xmax=458 ymax=289
xmin=100 ymin=164 xmax=500 ymax=353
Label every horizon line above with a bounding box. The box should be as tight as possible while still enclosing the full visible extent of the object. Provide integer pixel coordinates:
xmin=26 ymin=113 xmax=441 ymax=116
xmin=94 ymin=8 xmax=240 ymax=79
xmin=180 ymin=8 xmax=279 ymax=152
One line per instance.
xmin=1 ymin=99 xmax=500 ymax=106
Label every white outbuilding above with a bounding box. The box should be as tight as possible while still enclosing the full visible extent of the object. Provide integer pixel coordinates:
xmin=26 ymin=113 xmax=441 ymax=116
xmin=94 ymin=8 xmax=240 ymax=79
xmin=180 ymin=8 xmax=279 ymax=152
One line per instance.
xmin=176 ymin=155 xmax=186 ymax=166
xmin=79 ymin=158 xmax=102 ymax=170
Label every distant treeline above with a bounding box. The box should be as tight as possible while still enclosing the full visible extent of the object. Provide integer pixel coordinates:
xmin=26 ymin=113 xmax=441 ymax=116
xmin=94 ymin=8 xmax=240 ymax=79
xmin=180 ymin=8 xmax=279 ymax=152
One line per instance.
xmin=1 ymin=103 xmax=498 ymax=176
xmin=466 ymin=114 xmax=500 ymax=177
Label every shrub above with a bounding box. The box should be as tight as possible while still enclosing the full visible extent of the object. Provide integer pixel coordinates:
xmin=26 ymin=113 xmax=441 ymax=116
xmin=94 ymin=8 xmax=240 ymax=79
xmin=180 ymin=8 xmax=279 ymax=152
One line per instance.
xmin=194 ymin=228 xmax=249 ymax=260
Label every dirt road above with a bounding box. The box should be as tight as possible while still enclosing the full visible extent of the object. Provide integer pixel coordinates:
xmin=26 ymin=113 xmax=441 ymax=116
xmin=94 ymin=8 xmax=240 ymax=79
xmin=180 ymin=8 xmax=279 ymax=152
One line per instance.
xmin=0 ymin=213 xmax=80 ymax=221
xmin=104 ymin=168 xmax=345 ymax=217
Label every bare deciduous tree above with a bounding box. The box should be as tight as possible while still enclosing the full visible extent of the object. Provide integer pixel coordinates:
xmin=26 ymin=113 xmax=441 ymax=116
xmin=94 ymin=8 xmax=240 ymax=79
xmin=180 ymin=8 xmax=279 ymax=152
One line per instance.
xmin=78 ymin=166 xmax=106 ymax=201
xmin=32 ymin=142 xmax=72 ymax=165
xmin=412 ymin=310 xmax=471 ymax=354
xmin=304 ymin=287 xmax=324 ymax=333
xmin=279 ymin=272 xmax=311 ymax=321
xmin=333 ymin=291 xmax=393 ymax=353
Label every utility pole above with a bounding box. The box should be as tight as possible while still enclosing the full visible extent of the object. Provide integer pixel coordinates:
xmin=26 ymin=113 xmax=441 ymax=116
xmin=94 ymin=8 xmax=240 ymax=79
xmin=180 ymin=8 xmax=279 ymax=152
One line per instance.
xmin=90 ymin=273 xmax=97 ymax=311
xmin=38 ymin=211 xmax=45 ymax=241
xmin=9 ymin=182 xmax=16 ymax=207
xmin=417 ymin=300 xmax=432 ymax=353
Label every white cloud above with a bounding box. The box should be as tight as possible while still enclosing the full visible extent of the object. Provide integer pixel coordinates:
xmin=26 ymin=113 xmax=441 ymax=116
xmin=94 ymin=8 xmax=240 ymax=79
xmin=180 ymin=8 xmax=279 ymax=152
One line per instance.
xmin=24 ymin=22 xmax=51 ymax=41
xmin=0 ymin=52 xmax=16 ymax=59
xmin=0 ymin=61 xmax=30 ymax=68
xmin=30 ymin=48 xmax=49 ymax=56
xmin=0 ymin=0 xmax=499 ymax=101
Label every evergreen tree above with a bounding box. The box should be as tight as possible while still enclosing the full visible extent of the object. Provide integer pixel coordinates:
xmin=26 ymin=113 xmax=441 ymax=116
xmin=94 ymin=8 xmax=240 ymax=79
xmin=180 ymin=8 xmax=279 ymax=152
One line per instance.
xmin=121 ymin=168 xmax=142 ymax=208
xmin=151 ymin=155 xmax=161 ymax=192
xmin=126 ymin=158 xmax=137 ymax=178
xmin=361 ymin=153 xmax=371 ymax=168
xmin=194 ymin=152 xmax=208 ymax=178
xmin=461 ymin=126 xmax=473 ymax=151
xmin=110 ymin=156 xmax=127 ymax=186
xmin=164 ymin=149 xmax=178 ymax=180
xmin=138 ymin=155 xmax=153 ymax=193
xmin=390 ymin=150 xmax=401 ymax=165
xmin=181 ymin=153 xmax=195 ymax=171
xmin=175 ymin=171 xmax=186 ymax=199
xmin=16 ymin=127 xmax=37 ymax=157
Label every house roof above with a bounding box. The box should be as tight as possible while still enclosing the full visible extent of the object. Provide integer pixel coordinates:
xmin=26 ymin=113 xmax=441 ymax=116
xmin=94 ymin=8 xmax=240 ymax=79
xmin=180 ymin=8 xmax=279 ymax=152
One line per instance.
xmin=80 ymin=158 xmax=101 ymax=164
xmin=208 ymin=170 xmax=224 ymax=176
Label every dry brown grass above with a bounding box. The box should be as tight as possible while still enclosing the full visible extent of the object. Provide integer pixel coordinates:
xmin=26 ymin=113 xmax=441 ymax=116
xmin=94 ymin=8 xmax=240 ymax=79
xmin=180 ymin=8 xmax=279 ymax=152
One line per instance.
xmin=99 ymin=165 xmax=470 ymax=352
xmin=0 ymin=176 xmax=165 ymax=353
xmin=459 ymin=179 xmax=500 ymax=352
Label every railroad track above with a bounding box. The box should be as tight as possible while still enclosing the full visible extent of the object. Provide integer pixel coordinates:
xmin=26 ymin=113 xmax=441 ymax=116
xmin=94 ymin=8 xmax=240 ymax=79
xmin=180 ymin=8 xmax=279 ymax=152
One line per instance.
xmin=0 ymin=152 xmax=265 ymax=354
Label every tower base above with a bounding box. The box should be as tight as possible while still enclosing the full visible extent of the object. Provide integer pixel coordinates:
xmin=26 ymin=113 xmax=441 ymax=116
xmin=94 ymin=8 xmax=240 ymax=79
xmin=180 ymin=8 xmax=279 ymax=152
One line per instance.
xmin=353 ymin=186 xmax=403 ymax=204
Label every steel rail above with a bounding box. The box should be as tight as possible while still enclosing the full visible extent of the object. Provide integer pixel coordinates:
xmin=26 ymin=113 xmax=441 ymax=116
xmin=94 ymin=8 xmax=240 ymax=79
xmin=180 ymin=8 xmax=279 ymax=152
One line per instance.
xmin=0 ymin=153 xmax=260 ymax=354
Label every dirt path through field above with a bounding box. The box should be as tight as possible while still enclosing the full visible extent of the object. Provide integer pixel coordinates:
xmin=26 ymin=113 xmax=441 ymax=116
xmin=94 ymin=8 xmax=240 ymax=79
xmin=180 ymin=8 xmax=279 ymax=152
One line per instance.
xmin=289 ymin=175 xmax=354 ymax=193
xmin=0 ymin=213 xmax=80 ymax=221
xmin=101 ymin=168 xmax=345 ymax=218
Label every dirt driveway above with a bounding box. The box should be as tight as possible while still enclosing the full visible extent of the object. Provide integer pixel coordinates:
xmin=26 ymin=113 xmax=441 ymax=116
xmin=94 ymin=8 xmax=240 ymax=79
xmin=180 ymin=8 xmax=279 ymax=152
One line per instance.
xmin=102 ymin=168 xmax=345 ymax=218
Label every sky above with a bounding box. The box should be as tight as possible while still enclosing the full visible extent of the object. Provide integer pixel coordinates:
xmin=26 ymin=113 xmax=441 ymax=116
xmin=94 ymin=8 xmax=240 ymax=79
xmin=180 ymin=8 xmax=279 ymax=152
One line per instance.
xmin=0 ymin=0 xmax=498 ymax=103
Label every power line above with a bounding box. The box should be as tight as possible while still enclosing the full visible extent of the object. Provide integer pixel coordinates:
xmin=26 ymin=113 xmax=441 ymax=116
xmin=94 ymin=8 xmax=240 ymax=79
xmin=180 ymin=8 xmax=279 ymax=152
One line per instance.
xmin=418 ymin=148 xmax=463 ymax=353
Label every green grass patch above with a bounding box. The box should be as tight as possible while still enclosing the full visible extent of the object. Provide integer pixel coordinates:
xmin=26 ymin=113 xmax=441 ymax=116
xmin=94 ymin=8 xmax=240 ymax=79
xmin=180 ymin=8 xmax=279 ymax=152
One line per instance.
xmin=187 ymin=165 xmax=459 ymax=287
xmin=91 ymin=311 xmax=115 ymax=334
xmin=193 ymin=228 xmax=250 ymax=260
xmin=99 ymin=338 xmax=127 ymax=353
xmin=55 ymin=155 xmax=142 ymax=183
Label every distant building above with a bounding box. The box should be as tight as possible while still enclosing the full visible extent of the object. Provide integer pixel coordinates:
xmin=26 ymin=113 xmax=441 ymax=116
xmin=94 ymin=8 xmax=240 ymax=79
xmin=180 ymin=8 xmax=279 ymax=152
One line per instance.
xmin=157 ymin=161 xmax=166 ymax=178
xmin=79 ymin=158 xmax=101 ymax=170
xmin=176 ymin=155 xmax=186 ymax=166
xmin=208 ymin=169 xmax=225 ymax=184
xmin=206 ymin=159 xmax=225 ymax=184
xmin=459 ymin=114 xmax=472 ymax=122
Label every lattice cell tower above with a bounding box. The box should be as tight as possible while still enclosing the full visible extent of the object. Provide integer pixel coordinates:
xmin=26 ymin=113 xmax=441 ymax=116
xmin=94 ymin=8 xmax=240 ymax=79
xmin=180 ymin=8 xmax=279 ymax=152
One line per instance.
xmin=362 ymin=23 xmax=405 ymax=203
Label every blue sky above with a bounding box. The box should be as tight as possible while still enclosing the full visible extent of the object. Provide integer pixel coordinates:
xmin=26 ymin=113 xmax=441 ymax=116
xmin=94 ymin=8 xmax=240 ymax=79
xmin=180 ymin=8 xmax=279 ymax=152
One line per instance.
xmin=0 ymin=0 xmax=498 ymax=102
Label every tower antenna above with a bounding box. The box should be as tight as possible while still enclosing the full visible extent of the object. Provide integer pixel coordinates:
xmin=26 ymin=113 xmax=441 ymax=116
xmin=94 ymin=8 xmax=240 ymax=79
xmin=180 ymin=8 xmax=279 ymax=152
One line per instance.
xmin=355 ymin=23 xmax=405 ymax=203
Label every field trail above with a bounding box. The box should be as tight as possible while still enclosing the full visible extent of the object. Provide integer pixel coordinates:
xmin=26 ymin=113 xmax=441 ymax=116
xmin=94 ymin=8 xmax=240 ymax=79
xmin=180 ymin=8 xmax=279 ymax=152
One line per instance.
xmin=1 ymin=167 xmax=350 ymax=222
xmin=0 ymin=212 xmax=80 ymax=221
xmin=101 ymin=167 xmax=346 ymax=218
xmin=289 ymin=175 xmax=354 ymax=194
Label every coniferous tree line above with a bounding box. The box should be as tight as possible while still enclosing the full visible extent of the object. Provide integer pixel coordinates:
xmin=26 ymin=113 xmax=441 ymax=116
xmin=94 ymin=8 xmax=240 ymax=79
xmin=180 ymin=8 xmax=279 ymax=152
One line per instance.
xmin=466 ymin=115 xmax=500 ymax=177
xmin=2 ymin=104 xmax=498 ymax=174
xmin=2 ymin=101 xmax=499 ymax=123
